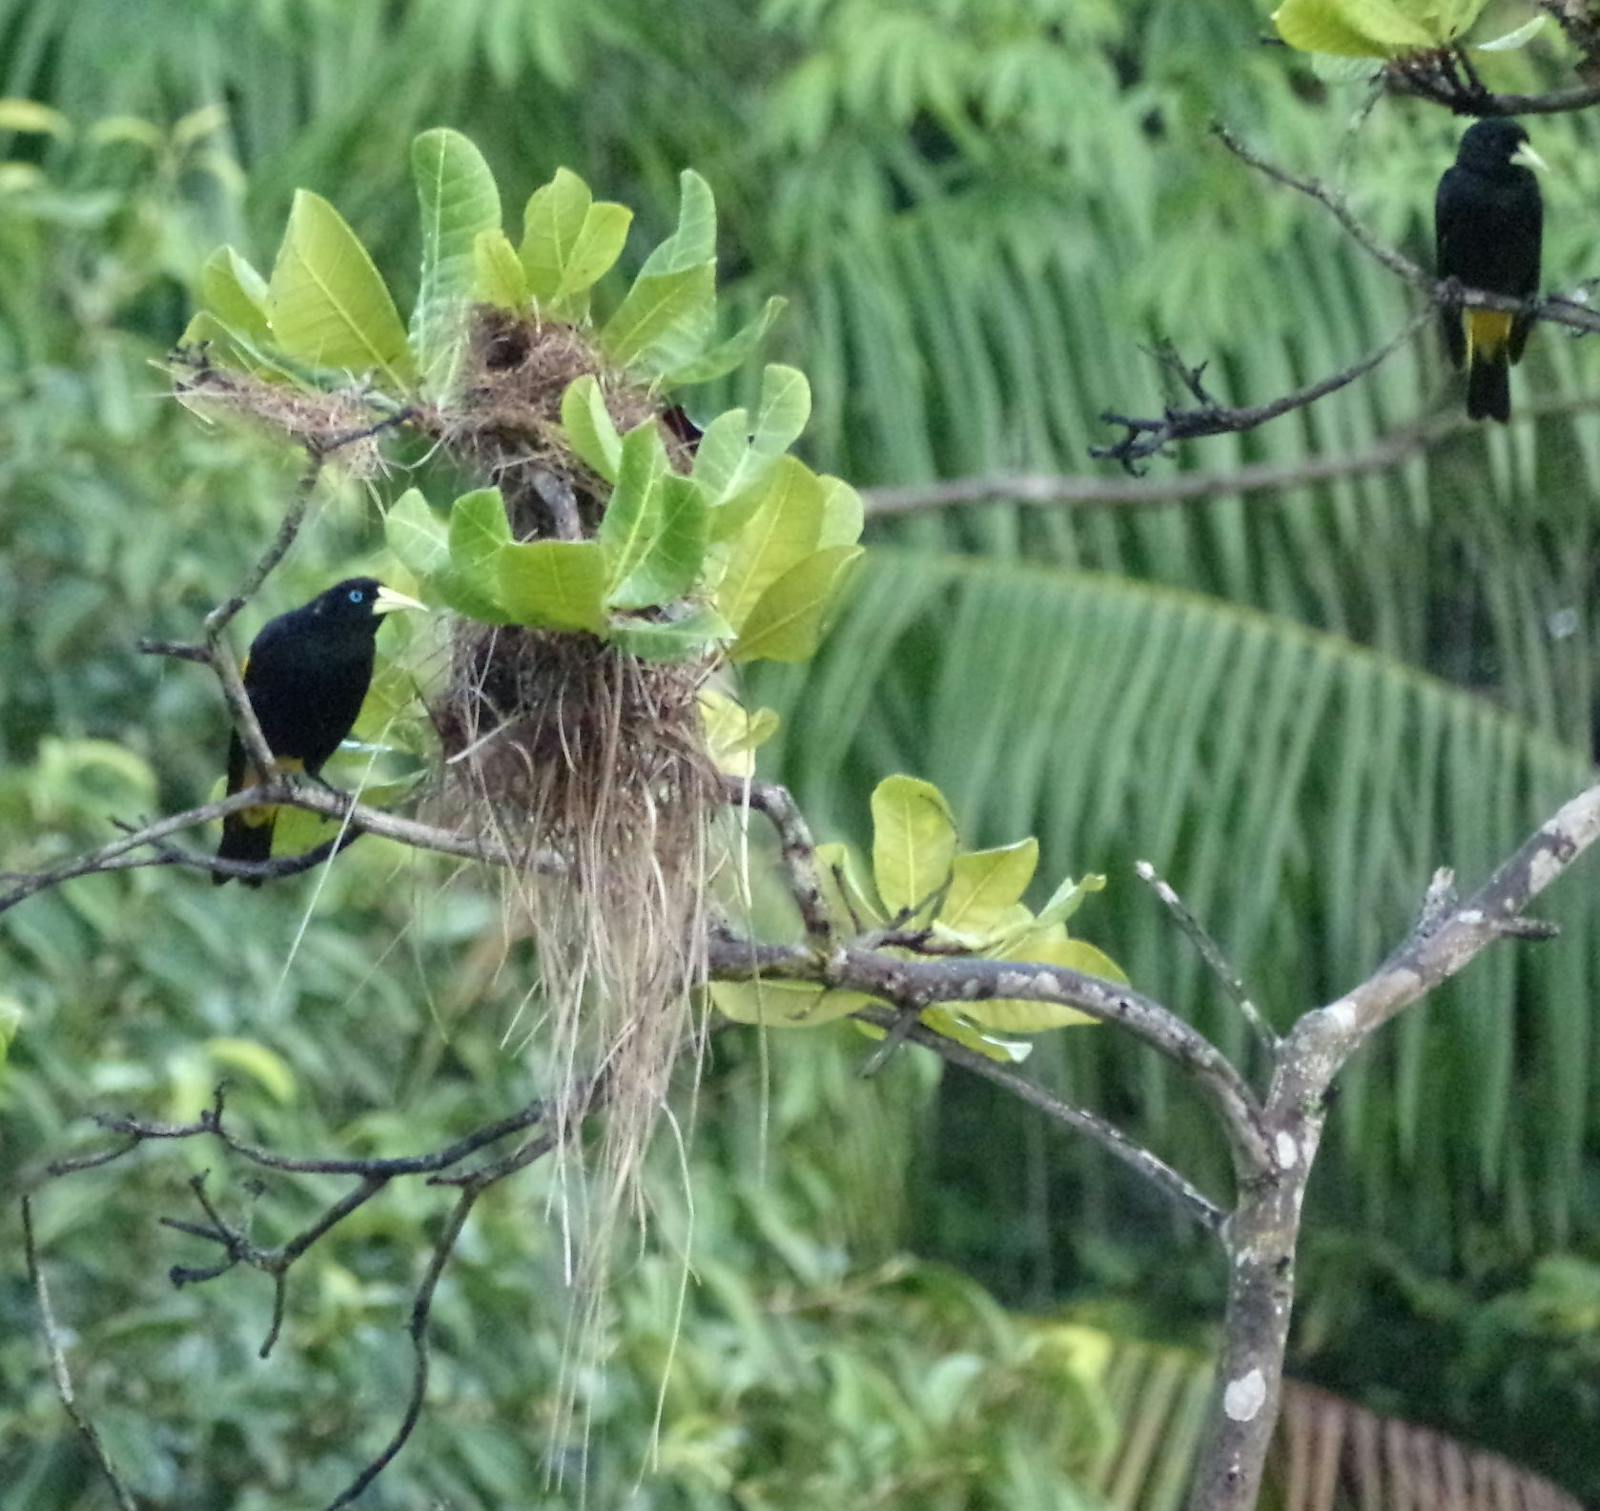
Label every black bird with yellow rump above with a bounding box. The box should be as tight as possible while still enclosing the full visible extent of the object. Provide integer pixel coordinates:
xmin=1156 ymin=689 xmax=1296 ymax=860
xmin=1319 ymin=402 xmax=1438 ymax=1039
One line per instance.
xmin=216 ymin=577 xmax=424 ymax=886
xmin=1435 ymin=117 xmax=1546 ymax=423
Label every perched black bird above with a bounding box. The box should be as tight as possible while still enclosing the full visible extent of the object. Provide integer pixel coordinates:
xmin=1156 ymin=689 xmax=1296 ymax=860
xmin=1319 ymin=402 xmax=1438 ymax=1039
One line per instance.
xmin=216 ymin=577 xmax=423 ymax=886
xmin=1435 ymin=118 xmax=1546 ymax=423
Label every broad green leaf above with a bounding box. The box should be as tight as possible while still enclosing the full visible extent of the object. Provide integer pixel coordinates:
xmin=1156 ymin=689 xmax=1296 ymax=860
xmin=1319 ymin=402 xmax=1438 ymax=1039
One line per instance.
xmin=871 ymin=774 xmax=958 ymax=919
xmin=601 ymin=263 xmax=717 ymax=375
xmin=384 ymin=488 xmax=449 ymax=585
xmin=920 ymin=1008 xmax=1034 ymax=1063
xmin=608 ymin=604 xmax=732 ymax=663
xmin=472 ymin=229 xmax=529 ymax=310
xmin=1273 ymin=0 xmax=1436 ymax=55
xmin=714 ymin=456 xmax=826 ymax=630
xmin=560 ymin=375 xmax=623 ymax=481
xmin=670 ymin=295 xmax=787 ymax=386
xmin=498 ymin=539 xmax=607 ymax=631
xmin=0 ymin=99 xmax=70 ymax=136
xmin=731 ymin=544 xmax=862 ymax=664
xmin=200 ymin=247 xmax=270 ymax=340
xmin=553 ymin=200 xmax=632 ymax=305
xmin=268 ymin=190 xmax=416 ymax=388
xmin=519 ymin=167 xmax=592 ymax=301
xmin=816 ymin=841 xmax=885 ymax=929
xmin=709 ymin=979 xmax=872 ymax=1029
xmin=205 ymin=1037 xmax=297 ymax=1103
xmin=637 ymin=169 xmax=717 ymax=277
xmin=750 ymin=364 xmax=811 ymax=460
xmin=1034 ymin=872 xmax=1107 ymax=931
xmin=693 ymin=408 xmax=754 ymax=505
xmin=441 ymin=486 xmax=513 ymax=622
xmin=700 ymin=688 xmax=779 ymax=777
xmin=609 ymin=476 xmax=709 ymax=611
xmin=817 ymin=476 xmax=866 ymax=549
xmin=597 ymin=421 xmax=671 ymax=594
xmin=939 ymin=840 xmax=1040 ymax=936
xmin=410 ymin=128 xmax=501 ymax=394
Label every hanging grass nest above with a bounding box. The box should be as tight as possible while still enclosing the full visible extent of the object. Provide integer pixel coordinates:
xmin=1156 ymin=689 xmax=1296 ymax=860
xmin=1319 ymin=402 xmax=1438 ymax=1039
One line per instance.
xmin=176 ymin=133 xmax=867 ymax=1235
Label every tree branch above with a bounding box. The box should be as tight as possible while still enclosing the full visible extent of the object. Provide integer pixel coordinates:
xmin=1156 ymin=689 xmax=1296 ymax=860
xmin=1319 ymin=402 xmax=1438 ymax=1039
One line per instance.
xmin=852 ymin=1005 xmax=1226 ymax=1232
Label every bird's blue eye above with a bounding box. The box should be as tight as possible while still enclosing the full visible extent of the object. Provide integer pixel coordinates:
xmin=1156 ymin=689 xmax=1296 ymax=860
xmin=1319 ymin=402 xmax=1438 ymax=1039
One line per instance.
xmin=348 ymin=588 xmax=365 ymax=604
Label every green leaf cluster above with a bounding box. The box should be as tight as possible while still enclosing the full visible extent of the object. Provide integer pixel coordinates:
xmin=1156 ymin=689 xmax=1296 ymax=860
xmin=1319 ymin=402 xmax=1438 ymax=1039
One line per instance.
xmin=712 ymin=772 xmax=1124 ymax=1058
xmin=1270 ymin=0 xmax=1528 ymax=58
xmin=187 ymin=134 xmax=786 ymax=398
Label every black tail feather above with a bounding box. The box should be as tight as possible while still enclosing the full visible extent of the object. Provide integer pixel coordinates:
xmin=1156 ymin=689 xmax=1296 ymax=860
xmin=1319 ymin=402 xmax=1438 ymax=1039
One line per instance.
xmin=1466 ymin=351 xmax=1510 ymax=423
xmin=215 ymin=813 xmax=273 ymax=887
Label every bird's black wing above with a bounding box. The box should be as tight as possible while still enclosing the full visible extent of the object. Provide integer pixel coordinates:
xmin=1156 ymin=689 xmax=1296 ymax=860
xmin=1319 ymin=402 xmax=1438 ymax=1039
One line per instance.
xmin=1435 ymin=166 xmax=1468 ymax=370
xmin=1508 ymin=187 xmax=1543 ymax=364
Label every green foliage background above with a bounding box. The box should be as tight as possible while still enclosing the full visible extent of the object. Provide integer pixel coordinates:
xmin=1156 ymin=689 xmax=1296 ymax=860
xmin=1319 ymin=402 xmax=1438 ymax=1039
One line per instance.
xmin=3 ymin=0 xmax=1600 ymax=1503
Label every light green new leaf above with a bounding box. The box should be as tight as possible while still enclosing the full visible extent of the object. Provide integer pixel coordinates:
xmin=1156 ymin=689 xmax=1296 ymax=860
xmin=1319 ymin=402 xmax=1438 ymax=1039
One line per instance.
xmin=609 ymin=476 xmax=709 ymax=611
xmin=601 ymin=262 xmax=717 ymax=375
xmin=0 ymin=99 xmax=70 ymax=136
xmin=560 ymin=375 xmax=623 ymax=482
xmin=441 ymin=486 xmax=513 ymax=623
xmin=669 ymin=295 xmax=787 ymax=386
xmin=709 ymin=979 xmax=872 ymax=1029
xmin=1273 ymin=0 xmax=1449 ymax=55
xmin=472 ymin=229 xmax=529 ymax=310
xmin=384 ymin=488 xmax=449 ymax=585
xmin=411 ymin=128 xmax=501 ymax=395
xmin=608 ymin=604 xmax=732 ymax=663
xmin=700 ymin=687 xmax=779 ymax=777
xmin=638 ymin=168 xmax=717 ymax=277
xmin=816 ymin=841 xmax=885 ymax=929
xmin=751 ymin=364 xmax=812 ymax=460
xmin=267 ymin=190 xmax=416 ymax=389
xmin=205 ymin=1037 xmax=297 ymax=1103
xmin=200 ymin=247 xmax=271 ymax=340
xmin=731 ymin=544 xmax=863 ymax=664
xmin=597 ymin=421 xmax=671 ymax=591
xmin=714 ymin=456 xmax=826 ymax=630
xmin=694 ymin=408 xmax=754 ymax=505
xmin=817 ymin=475 xmax=866 ymax=548
xmin=1476 ymin=14 xmax=1545 ymax=49
xmin=499 ymin=539 xmax=607 ymax=631
xmin=554 ymin=200 xmax=632 ymax=305
xmin=939 ymin=840 xmax=1040 ymax=936
xmin=871 ymin=774 xmax=958 ymax=919
xmin=519 ymin=167 xmax=592 ymax=301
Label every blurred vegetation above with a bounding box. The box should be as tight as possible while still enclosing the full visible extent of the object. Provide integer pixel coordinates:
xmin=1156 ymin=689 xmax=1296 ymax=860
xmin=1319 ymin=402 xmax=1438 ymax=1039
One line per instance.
xmin=3 ymin=0 xmax=1600 ymax=1504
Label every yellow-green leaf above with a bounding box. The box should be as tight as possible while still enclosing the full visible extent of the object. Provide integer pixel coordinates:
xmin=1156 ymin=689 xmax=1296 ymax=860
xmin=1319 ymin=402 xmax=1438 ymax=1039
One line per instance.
xmin=441 ymin=486 xmax=513 ymax=623
xmin=473 ymin=228 xmax=529 ymax=311
xmin=0 ymin=99 xmax=69 ymax=136
xmin=817 ymin=475 xmax=865 ymax=549
xmin=519 ymin=167 xmax=592 ymax=301
xmin=384 ymin=488 xmax=449 ymax=587
xmin=205 ymin=1037 xmax=297 ymax=1103
xmin=871 ymin=774 xmax=958 ymax=919
xmin=670 ymin=295 xmax=787 ymax=386
xmin=700 ymin=688 xmax=779 ymax=777
xmin=1273 ymin=0 xmax=1436 ymax=55
xmin=554 ymin=200 xmax=632 ymax=305
xmin=731 ymin=544 xmax=862 ymax=664
xmin=709 ymin=979 xmax=871 ymax=1028
xmin=268 ymin=189 xmax=416 ymax=389
xmin=939 ymin=839 xmax=1040 ymax=936
xmin=560 ymin=374 xmax=623 ymax=482
xmin=920 ymin=1008 xmax=1034 ymax=1063
xmin=499 ymin=539 xmax=607 ymax=631
xmin=598 ymin=421 xmax=671 ymax=595
xmin=601 ymin=263 xmax=717 ymax=375
xmin=713 ymin=456 xmax=826 ymax=631
xmin=816 ymin=841 xmax=885 ymax=929
xmin=637 ymin=169 xmax=717 ymax=278
xmin=199 ymin=246 xmax=271 ymax=341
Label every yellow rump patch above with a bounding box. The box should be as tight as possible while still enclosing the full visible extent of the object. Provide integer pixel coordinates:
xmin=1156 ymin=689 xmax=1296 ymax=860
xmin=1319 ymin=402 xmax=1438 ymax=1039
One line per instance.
xmin=238 ymin=755 xmax=305 ymax=828
xmin=1465 ymin=309 xmax=1514 ymax=364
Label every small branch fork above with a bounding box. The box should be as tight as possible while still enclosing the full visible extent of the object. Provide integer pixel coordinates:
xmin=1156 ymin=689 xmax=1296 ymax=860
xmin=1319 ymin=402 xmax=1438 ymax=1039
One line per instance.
xmin=1093 ymin=124 xmax=1600 ymax=473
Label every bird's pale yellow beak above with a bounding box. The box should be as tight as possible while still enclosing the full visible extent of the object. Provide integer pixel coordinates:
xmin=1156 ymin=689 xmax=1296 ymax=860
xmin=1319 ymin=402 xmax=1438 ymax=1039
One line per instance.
xmin=373 ymin=585 xmax=427 ymax=616
xmin=1511 ymin=143 xmax=1549 ymax=174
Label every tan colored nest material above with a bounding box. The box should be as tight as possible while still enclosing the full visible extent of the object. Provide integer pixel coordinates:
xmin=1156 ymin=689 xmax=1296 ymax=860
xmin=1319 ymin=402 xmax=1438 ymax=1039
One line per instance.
xmin=439 ymin=611 xmax=718 ymax=1210
xmin=169 ymin=350 xmax=388 ymax=479
xmin=448 ymin=308 xmax=673 ymax=540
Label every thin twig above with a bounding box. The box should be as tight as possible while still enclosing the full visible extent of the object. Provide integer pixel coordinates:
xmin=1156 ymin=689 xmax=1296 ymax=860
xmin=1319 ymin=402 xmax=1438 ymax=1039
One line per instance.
xmin=851 ymin=1007 xmax=1225 ymax=1232
xmin=21 ymin=1196 xmax=140 ymax=1511
xmin=1135 ymin=860 xmax=1278 ymax=1054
